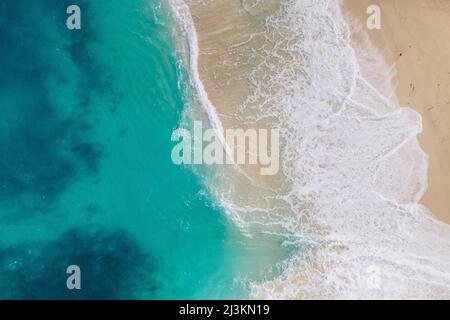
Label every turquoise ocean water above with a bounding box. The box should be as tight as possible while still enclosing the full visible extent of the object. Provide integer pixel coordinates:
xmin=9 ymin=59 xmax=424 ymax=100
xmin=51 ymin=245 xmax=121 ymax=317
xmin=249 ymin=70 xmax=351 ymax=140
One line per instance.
xmin=0 ymin=0 xmax=282 ymax=299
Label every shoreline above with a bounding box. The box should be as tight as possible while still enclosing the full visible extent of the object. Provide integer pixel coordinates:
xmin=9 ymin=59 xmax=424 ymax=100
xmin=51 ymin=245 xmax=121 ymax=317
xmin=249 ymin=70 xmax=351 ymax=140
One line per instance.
xmin=168 ymin=0 xmax=291 ymax=284
xmin=343 ymin=0 xmax=450 ymax=224
xmin=173 ymin=0 xmax=450 ymax=299
xmin=174 ymin=0 xmax=290 ymax=224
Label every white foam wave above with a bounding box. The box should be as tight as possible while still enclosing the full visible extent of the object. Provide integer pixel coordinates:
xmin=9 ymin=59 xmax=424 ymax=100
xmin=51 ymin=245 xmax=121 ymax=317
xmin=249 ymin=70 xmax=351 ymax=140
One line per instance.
xmin=169 ymin=0 xmax=450 ymax=299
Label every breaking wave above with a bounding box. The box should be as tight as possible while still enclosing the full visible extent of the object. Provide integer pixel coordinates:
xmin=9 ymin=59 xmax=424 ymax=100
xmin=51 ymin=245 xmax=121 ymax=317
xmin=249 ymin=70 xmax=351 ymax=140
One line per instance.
xmin=170 ymin=0 xmax=450 ymax=299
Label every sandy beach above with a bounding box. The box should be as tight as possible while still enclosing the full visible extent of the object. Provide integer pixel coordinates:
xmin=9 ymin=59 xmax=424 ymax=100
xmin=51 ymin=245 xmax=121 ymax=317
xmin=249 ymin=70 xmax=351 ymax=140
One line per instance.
xmin=343 ymin=0 xmax=450 ymax=224
xmin=179 ymin=0 xmax=450 ymax=299
xmin=186 ymin=0 xmax=450 ymax=223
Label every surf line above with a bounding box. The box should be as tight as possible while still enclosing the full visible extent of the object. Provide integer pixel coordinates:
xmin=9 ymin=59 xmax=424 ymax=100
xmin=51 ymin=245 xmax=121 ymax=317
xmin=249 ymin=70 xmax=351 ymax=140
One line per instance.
xmin=168 ymin=0 xmax=255 ymax=181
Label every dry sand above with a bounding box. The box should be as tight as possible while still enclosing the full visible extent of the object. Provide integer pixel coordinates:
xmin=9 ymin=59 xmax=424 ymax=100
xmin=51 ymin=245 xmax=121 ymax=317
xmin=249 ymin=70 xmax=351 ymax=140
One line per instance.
xmin=344 ymin=0 xmax=450 ymax=224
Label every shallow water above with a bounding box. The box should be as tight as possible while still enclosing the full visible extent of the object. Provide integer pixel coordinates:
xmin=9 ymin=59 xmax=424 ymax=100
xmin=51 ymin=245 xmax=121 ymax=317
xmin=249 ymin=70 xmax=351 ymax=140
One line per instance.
xmin=0 ymin=0 xmax=282 ymax=299
xmin=3 ymin=0 xmax=449 ymax=300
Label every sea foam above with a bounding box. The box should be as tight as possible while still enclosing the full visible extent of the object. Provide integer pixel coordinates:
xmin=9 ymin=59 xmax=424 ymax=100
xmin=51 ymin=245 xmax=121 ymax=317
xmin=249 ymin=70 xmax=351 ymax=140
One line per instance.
xmin=170 ymin=0 xmax=450 ymax=299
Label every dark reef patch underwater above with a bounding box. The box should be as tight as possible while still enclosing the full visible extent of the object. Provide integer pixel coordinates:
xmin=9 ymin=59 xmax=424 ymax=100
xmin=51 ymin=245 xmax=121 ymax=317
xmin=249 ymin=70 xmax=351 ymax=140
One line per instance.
xmin=0 ymin=0 xmax=281 ymax=299
xmin=0 ymin=226 xmax=157 ymax=299
xmin=0 ymin=0 xmax=101 ymax=211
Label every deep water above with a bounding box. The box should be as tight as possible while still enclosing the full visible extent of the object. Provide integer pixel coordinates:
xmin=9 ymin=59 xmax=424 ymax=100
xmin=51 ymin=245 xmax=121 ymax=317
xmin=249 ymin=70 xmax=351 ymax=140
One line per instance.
xmin=0 ymin=0 xmax=280 ymax=299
